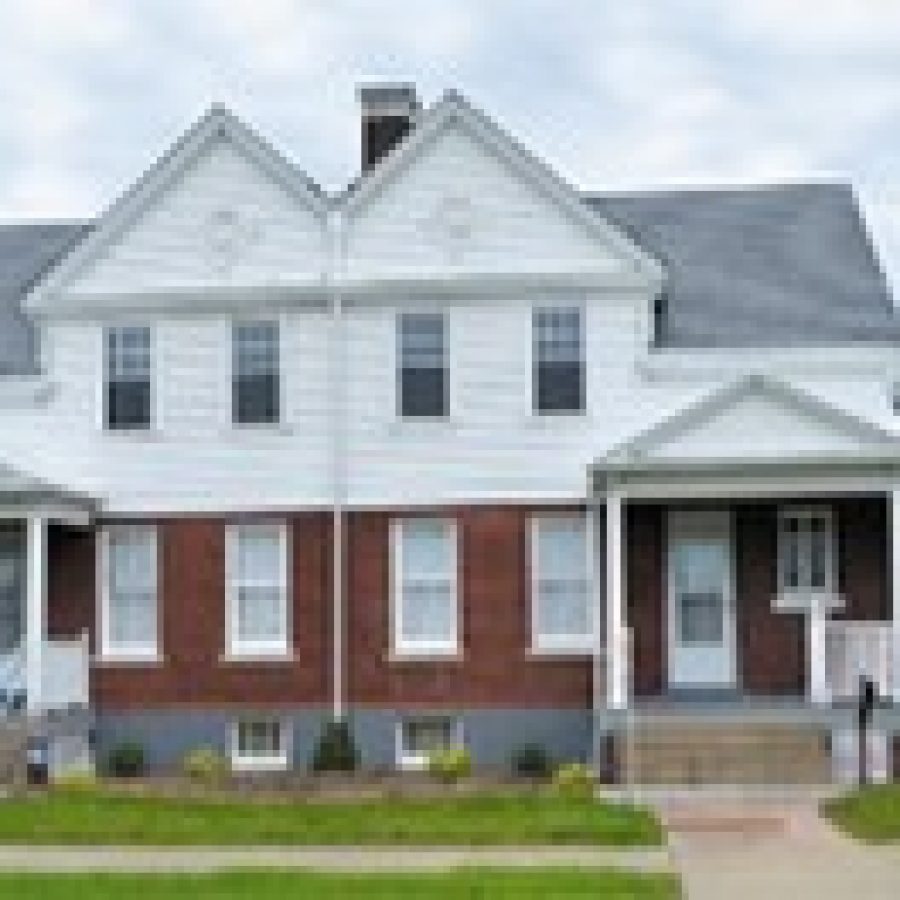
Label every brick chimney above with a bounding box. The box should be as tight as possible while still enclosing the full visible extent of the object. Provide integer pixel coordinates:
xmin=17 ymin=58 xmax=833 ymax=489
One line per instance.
xmin=358 ymin=83 xmax=419 ymax=171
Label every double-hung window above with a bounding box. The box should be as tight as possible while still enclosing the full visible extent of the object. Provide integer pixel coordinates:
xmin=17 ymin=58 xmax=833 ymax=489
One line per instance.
xmin=778 ymin=507 xmax=835 ymax=604
xmin=397 ymin=312 xmax=447 ymax=418
xmin=393 ymin=517 xmax=457 ymax=655
xmin=531 ymin=515 xmax=593 ymax=652
xmin=232 ymin=321 xmax=280 ymax=425
xmin=533 ymin=306 xmax=584 ymax=414
xmin=102 ymin=525 xmax=158 ymax=658
xmin=104 ymin=325 xmax=152 ymax=430
xmin=226 ymin=521 xmax=289 ymax=657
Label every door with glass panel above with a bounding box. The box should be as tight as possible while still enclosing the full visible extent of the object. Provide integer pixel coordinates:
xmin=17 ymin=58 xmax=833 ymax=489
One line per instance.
xmin=667 ymin=511 xmax=736 ymax=689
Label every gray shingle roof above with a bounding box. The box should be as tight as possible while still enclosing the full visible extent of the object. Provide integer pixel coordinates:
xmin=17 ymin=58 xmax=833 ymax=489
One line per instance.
xmin=0 ymin=183 xmax=893 ymax=377
xmin=0 ymin=219 xmax=87 ymax=376
xmin=585 ymin=182 xmax=899 ymax=347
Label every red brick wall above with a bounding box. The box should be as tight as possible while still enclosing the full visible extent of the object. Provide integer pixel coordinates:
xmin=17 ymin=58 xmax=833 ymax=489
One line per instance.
xmin=46 ymin=515 xmax=333 ymax=710
xmin=346 ymin=506 xmax=592 ymax=708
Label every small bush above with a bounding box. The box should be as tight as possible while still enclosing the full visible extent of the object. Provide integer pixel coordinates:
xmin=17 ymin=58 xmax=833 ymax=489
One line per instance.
xmin=182 ymin=745 xmax=230 ymax=785
xmin=512 ymin=743 xmax=551 ymax=779
xmin=106 ymin=741 xmax=144 ymax=778
xmin=312 ymin=720 xmax=359 ymax=773
xmin=53 ymin=768 xmax=98 ymax=792
xmin=553 ymin=762 xmax=594 ymax=798
xmin=427 ymin=745 xmax=472 ymax=784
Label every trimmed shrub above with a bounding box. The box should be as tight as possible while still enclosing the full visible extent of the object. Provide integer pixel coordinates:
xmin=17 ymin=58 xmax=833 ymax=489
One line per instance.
xmin=553 ymin=762 xmax=595 ymax=798
xmin=106 ymin=741 xmax=144 ymax=778
xmin=427 ymin=746 xmax=472 ymax=784
xmin=312 ymin=720 xmax=359 ymax=773
xmin=512 ymin=743 xmax=551 ymax=779
xmin=182 ymin=745 xmax=230 ymax=785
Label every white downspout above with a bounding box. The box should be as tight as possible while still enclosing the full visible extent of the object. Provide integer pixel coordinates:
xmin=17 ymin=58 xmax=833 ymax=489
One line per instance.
xmin=328 ymin=210 xmax=346 ymax=722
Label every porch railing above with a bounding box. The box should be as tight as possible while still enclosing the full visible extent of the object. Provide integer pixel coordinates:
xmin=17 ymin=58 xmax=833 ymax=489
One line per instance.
xmin=824 ymin=622 xmax=895 ymax=702
xmin=0 ymin=634 xmax=89 ymax=714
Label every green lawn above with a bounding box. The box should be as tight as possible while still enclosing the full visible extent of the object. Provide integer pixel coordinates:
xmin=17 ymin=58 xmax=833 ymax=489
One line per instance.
xmin=0 ymin=869 xmax=680 ymax=898
xmin=0 ymin=790 xmax=663 ymax=846
xmin=822 ymin=785 xmax=900 ymax=842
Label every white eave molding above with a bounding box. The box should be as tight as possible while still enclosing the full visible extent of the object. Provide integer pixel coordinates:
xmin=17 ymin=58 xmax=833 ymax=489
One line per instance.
xmin=340 ymin=89 xmax=664 ymax=290
xmin=24 ymin=104 xmax=329 ymax=315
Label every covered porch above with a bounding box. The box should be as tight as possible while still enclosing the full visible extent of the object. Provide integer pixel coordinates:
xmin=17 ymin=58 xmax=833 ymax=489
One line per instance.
xmin=0 ymin=461 xmax=94 ymax=716
xmin=591 ymin=376 xmax=900 ymax=783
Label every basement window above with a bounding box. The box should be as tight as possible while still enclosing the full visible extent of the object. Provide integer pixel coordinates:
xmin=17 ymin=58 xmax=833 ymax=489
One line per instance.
xmin=231 ymin=718 xmax=289 ymax=771
xmin=396 ymin=717 xmax=462 ymax=770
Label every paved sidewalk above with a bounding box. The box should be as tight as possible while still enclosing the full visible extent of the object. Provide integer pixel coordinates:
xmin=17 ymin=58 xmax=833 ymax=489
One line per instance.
xmin=656 ymin=794 xmax=900 ymax=900
xmin=0 ymin=845 xmax=672 ymax=873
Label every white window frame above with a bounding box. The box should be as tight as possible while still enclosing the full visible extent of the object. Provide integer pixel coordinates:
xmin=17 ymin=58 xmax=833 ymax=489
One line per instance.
xmin=100 ymin=324 xmax=156 ymax=432
xmin=531 ymin=304 xmax=586 ymax=416
xmin=395 ymin=716 xmax=464 ymax=770
xmin=777 ymin=506 xmax=837 ymax=610
xmin=530 ymin=513 xmax=595 ymax=654
xmin=391 ymin=517 xmax=459 ymax=657
xmin=225 ymin=520 xmax=290 ymax=658
xmin=231 ymin=319 xmax=282 ymax=427
xmin=98 ymin=524 xmax=159 ymax=660
xmin=231 ymin=717 xmax=290 ymax=771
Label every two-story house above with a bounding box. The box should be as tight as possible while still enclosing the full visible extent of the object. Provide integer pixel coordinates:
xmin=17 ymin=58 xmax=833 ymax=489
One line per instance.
xmin=1 ymin=84 xmax=899 ymax=782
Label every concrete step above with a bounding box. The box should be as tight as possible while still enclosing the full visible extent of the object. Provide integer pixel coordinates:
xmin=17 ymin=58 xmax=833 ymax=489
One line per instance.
xmin=623 ymin=723 xmax=832 ymax=785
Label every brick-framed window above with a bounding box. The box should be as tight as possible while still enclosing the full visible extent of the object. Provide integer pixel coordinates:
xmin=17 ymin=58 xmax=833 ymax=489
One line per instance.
xmin=530 ymin=514 xmax=593 ymax=652
xmin=533 ymin=306 xmax=584 ymax=414
xmin=392 ymin=517 xmax=458 ymax=656
xmin=104 ymin=325 xmax=153 ymax=430
xmin=100 ymin=524 xmax=159 ymax=659
xmin=225 ymin=521 xmax=290 ymax=657
xmin=778 ymin=507 xmax=835 ymax=602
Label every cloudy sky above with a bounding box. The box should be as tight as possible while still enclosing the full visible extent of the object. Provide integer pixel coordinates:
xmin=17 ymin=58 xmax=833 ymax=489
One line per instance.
xmin=2 ymin=0 xmax=900 ymax=281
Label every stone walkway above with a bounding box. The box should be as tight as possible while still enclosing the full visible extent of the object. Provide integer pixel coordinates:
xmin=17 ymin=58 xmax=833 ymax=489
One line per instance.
xmin=655 ymin=793 xmax=900 ymax=900
xmin=0 ymin=845 xmax=672 ymax=873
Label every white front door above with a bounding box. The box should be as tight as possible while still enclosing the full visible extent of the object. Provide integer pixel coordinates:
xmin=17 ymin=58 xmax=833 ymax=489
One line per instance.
xmin=667 ymin=511 xmax=736 ymax=689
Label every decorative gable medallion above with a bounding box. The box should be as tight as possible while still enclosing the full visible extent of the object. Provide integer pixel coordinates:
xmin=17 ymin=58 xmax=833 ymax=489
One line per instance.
xmin=428 ymin=193 xmax=476 ymax=261
xmin=202 ymin=207 xmax=262 ymax=273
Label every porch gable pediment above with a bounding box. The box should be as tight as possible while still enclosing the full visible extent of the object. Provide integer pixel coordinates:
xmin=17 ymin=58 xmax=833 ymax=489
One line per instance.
xmin=605 ymin=375 xmax=900 ymax=469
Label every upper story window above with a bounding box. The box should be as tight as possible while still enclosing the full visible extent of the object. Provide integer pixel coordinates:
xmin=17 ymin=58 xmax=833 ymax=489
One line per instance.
xmin=397 ymin=312 xmax=447 ymax=418
xmin=101 ymin=524 xmax=158 ymax=659
xmin=778 ymin=507 xmax=834 ymax=599
xmin=533 ymin=306 xmax=584 ymax=414
xmin=233 ymin=322 xmax=280 ymax=425
xmin=104 ymin=326 xmax=152 ymax=430
xmin=226 ymin=521 xmax=289 ymax=657
xmin=392 ymin=517 xmax=457 ymax=656
xmin=531 ymin=514 xmax=593 ymax=652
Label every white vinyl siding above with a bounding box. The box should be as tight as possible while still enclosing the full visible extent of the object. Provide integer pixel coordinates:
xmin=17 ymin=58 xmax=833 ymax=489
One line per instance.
xmin=231 ymin=718 xmax=289 ymax=770
xmin=531 ymin=514 xmax=593 ymax=652
xmin=100 ymin=525 xmax=158 ymax=658
xmin=226 ymin=521 xmax=289 ymax=657
xmin=392 ymin=517 xmax=458 ymax=656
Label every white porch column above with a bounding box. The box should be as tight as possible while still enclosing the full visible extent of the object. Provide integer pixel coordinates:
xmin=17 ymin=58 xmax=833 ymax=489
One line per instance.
xmin=606 ymin=491 xmax=627 ymax=709
xmin=808 ymin=594 xmax=829 ymax=705
xmin=25 ymin=514 xmax=47 ymax=714
xmin=891 ymin=490 xmax=900 ymax=703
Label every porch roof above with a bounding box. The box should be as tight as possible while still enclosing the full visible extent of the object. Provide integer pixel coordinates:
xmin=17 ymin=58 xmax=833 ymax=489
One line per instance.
xmin=592 ymin=374 xmax=900 ymax=497
xmin=0 ymin=459 xmax=96 ymax=520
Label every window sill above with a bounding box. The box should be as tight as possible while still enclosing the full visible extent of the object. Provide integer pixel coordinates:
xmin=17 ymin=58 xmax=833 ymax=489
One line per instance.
xmin=389 ymin=647 xmax=461 ymax=663
xmin=231 ymin=757 xmax=289 ymax=772
xmin=101 ymin=427 xmax=160 ymax=440
xmin=226 ymin=421 xmax=294 ymax=436
xmin=220 ymin=649 xmax=293 ymax=664
xmin=388 ymin=417 xmax=456 ymax=435
xmin=93 ymin=652 xmax=162 ymax=667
